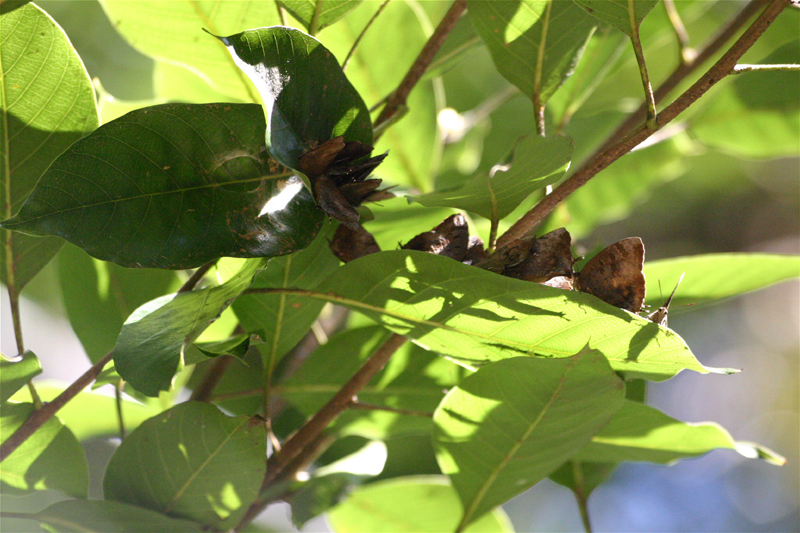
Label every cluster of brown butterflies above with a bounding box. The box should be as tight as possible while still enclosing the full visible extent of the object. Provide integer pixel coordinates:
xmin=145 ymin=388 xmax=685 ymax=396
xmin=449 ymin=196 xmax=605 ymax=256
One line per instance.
xmin=296 ymin=137 xmax=680 ymax=325
xmin=330 ymin=214 xmax=682 ymax=326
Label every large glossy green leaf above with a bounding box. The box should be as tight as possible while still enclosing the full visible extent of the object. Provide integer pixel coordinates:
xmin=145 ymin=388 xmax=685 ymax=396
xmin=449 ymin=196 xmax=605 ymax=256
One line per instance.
xmin=103 ymin=402 xmax=266 ymax=528
xmin=1 ymin=103 xmax=325 ymax=269
xmin=643 ymin=253 xmax=800 ymax=313
xmin=0 ymin=403 xmax=88 ymax=498
xmin=573 ymin=0 xmax=660 ymax=35
xmin=58 ymin=244 xmax=180 ymax=362
xmin=114 ymin=258 xmax=267 ymax=397
xmin=1 ymin=3 xmax=98 ymax=291
xmin=433 ymin=350 xmax=625 ymax=528
xmin=690 ymin=41 xmax=800 ymax=158
xmin=233 ymin=223 xmax=339 ymax=369
xmin=0 ymin=351 xmax=41 ymax=403
xmin=23 ymin=500 xmax=205 ymax=533
xmin=310 ymin=250 xmax=719 ymax=381
xmin=410 ymin=135 xmax=572 ymax=222
xmin=279 ymin=0 xmax=363 ymax=34
xmin=98 ymin=0 xmax=282 ymax=102
xmin=282 ymin=326 xmax=469 ymax=439
xmin=9 ymin=382 xmax=164 ymax=440
xmin=216 ymin=26 xmax=372 ymax=172
xmin=327 ymin=476 xmax=514 ymax=533
xmin=576 ymin=400 xmax=785 ymax=465
xmin=468 ymin=0 xmax=596 ymax=104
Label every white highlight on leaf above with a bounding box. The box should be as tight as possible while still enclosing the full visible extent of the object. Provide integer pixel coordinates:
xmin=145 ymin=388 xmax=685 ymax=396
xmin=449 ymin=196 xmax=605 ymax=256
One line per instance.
xmin=259 ymin=178 xmax=304 ymax=217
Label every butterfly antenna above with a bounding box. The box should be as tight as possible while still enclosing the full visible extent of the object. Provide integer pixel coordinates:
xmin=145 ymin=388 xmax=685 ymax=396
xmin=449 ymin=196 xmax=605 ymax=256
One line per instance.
xmin=663 ymin=272 xmax=685 ymax=308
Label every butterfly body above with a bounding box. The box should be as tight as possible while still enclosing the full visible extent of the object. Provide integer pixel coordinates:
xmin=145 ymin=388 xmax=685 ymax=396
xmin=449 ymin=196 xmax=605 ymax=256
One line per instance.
xmin=646 ymin=273 xmax=685 ymax=326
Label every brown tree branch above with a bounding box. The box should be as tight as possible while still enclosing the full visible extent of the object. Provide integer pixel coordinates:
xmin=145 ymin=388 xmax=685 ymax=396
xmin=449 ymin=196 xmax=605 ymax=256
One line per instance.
xmin=0 ymin=351 xmax=113 ymax=461
xmin=373 ymin=0 xmax=467 ymax=132
xmin=0 ymin=258 xmax=220 ymax=460
xmin=235 ymin=332 xmax=408 ymax=529
xmin=495 ymin=0 xmax=786 ymax=248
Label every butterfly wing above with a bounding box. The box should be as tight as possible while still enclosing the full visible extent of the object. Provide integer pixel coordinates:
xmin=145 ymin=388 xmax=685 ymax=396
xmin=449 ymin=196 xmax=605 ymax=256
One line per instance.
xmin=508 ymin=227 xmax=575 ymax=283
xmin=576 ymin=237 xmax=646 ymax=312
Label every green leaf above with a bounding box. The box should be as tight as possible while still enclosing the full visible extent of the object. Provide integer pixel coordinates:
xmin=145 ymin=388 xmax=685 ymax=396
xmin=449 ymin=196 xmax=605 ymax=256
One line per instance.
xmin=279 ymin=0 xmax=363 ymax=34
xmin=186 ymin=334 xmax=254 ymax=365
xmin=103 ymin=402 xmax=266 ymax=528
xmin=152 ymin=61 xmax=242 ymax=105
xmin=58 ymin=244 xmax=180 ymax=362
xmin=311 ymin=250 xmax=717 ymax=381
xmin=1 ymin=3 xmax=98 ymax=291
xmin=114 ymin=258 xmax=267 ymax=397
xmin=327 ymin=476 xmax=514 ymax=533
xmin=0 ymin=403 xmax=88 ymax=498
xmin=290 ymin=473 xmax=353 ymax=528
xmin=9 ymin=382 xmax=164 ymax=440
xmin=573 ymin=0 xmax=660 ymax=35
xmin=233 ymin=223 xmax=340 ymax=369
xmin=410 ymin=135 xmax=572 ymax=221
xmin=468 ymin=0 xmax=596 ymax=104
xmin=26 ymin=500 xmax=206 ymax=533
xmin=282 ymin=326 xmax=467 ymax=438
xmin=643 ymin=253 xmax=800 ymax=314
xmin=0 ymin=351 xmax=41 ymax=403
xmin=434 ymin=349 xmax=624 ymax=528
xmin=1 ymin=103 xmax=325 ymax=269
xmin=98 ymin=0 xmax=282 ymax=102
xmin=576 ymin=400 xmax=786 ymax=465
xmin=215 ymin=26 xmax=373 ymax=172
xmin=690 ymin=41 xmax=800 ymax=158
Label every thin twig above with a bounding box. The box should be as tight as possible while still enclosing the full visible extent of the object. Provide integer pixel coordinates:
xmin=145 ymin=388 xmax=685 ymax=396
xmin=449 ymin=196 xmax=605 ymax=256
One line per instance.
xmin=8 ymin=287 xmax=24 ymax=354
xmin=732 ymin=63 xmax=800 ymax=72
xmin=663 ymin=0 xmax=695 ymax=65
xmin=0 ymin=351 xmax=114 ymax=461
xmin=115 ymin=379 xmax=127 ymax=440
xmin=343 ymin=0 xmax=393 ymax=71
xmin=572 ymin=462 xmax=593 ymax=533
xmin=495 ymin=0 xmax=781 ymax=249
xmin=309 ymin=0 xmax=324 ymax=36
xmin=235 ymin=333 xmax=408 ymax=529
xmin=628 ymin=0 xmax=657 ymax=129
xmin=189 ymin=355 xmax=234 ymax=402
xmin=373 ymin=0 xmax=467 ymax=133
xmin=178 ymin=260 xmax=216 ymax=293
xmin=532 ymin=0 xmax=552 ymax=137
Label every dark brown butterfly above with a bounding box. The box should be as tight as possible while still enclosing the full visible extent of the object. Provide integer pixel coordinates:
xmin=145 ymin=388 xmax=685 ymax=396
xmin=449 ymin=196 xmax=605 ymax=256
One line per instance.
xmin=329 ymin=224 xmax=381 ymax=263
xmin=402 ymin=214 xmax=470 ymax=261
xmin=505 ymin=228 xmax=575 ymax=283
xmin=477 ymin=228 xmax=575 ymax=287
xmin=646 ymin=273 xmax=684 ymax=326
xmin=574 ymin=237 xmax=646 ymax=313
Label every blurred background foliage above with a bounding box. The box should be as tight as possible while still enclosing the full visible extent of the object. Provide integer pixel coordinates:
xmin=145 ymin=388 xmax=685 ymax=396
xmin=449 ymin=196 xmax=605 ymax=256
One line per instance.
xmin=1 ymin=1 xmax=797 ymax=531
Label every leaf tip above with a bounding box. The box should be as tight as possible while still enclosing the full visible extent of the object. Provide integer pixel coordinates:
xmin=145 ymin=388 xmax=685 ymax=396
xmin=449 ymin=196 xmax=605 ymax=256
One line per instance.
xmin=734 ymin=441 xmax=787 ymax=466
xmin=704 ymin=365 xmax=741 ymax=375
